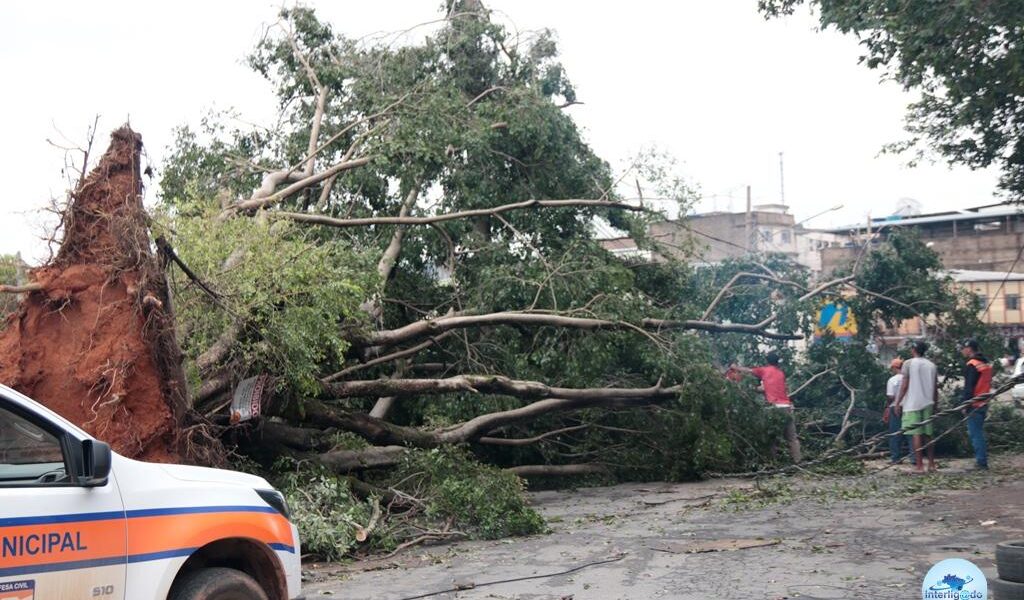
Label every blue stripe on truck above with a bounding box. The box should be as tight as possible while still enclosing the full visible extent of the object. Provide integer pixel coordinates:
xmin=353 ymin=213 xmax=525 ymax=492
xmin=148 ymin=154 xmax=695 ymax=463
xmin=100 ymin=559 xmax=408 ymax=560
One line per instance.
xmin=0 ymin=505 xmax=276 ymax=528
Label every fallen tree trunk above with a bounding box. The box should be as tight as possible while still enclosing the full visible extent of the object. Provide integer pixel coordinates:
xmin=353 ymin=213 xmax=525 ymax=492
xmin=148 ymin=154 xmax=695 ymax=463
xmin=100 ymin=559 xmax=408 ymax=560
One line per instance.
xmin=325 ymin=375 xmax=680 ymax=401
xmin=506 ymin=464 xmax=609 ymax=478
xmin=318 ymin=445 xmax=407 ymax=471
xmin=275 ymin=198 xmax=646 ymax=228
xmin=357 ymin=311 xmax=802 ymax=350
xmin=269 ymin=394 xmax=666 ymax=454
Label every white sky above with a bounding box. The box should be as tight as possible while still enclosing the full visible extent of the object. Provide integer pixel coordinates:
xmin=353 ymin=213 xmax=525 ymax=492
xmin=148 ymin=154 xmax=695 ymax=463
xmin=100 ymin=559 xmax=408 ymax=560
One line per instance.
xmin=0 ymin=1 xmax=1003 ymax=264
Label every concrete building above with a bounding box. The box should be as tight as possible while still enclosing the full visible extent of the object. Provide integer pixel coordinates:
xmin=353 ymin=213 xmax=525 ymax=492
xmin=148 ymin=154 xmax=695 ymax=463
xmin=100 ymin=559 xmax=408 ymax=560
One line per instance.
xmin=820 ymin=203 xmax=1024 ymax=274
xmin=877 ymin=270 xmax=1024 ymax=349
xmin=951 ymin=269 xmax=1024 ymax=334
xmin=599 ymin=204 xmax=844 ymax=274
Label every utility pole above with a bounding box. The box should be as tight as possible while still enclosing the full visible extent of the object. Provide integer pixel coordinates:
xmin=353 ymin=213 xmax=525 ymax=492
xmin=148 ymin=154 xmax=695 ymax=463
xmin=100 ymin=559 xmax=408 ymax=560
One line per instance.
xmin=745 ymin=185 xmax=753 ymax=254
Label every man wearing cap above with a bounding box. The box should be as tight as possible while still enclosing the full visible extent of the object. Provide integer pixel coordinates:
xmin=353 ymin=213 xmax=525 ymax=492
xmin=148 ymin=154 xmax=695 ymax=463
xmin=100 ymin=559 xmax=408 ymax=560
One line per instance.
xmin=960 ymin=339 xmax=991 ymax=470
xmin=883 ymin=357 xmax=910 ymax=464
xmin=896 ymin=341 xmax=938 ymax=473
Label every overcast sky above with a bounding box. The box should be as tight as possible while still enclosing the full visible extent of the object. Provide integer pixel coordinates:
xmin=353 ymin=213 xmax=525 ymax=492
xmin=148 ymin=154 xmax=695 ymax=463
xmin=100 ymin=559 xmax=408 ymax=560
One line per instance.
xmin=0 ymin=1 xmax=1003 ymax=264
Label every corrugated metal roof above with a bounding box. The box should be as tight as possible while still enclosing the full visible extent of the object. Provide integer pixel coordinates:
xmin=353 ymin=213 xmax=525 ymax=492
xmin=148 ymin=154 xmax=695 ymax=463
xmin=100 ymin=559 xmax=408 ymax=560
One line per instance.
xmin=948 ymin=269 xmax=1024 ymax=283
xmin=825 ymin=205 xmax=1023 ymax=233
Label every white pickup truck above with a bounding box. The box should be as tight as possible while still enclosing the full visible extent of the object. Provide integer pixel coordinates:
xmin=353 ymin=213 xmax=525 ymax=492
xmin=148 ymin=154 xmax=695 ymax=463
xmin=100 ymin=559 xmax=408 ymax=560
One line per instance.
xmin=0 ymin=384 xmax=303 ymax=600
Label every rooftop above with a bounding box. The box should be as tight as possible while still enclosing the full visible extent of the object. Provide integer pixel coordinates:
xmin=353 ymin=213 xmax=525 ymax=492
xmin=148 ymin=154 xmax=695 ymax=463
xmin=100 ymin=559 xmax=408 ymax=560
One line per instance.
xmin=824 ymin=202 xmax=1023 ymax=233
xmin=948 ymin=269 xmax=1024 ymax=283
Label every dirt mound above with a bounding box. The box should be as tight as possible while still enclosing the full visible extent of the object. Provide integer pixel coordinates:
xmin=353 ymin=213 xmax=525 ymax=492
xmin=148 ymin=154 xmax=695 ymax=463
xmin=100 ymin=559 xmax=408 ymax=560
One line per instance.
xmin=0 ymin=127 xmax=188 ymax=461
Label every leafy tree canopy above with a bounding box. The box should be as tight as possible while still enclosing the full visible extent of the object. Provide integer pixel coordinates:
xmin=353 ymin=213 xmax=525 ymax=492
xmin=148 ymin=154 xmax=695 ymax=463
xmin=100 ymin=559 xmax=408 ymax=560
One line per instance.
xmin=760 ymin=0 xmax=1024 ymax=199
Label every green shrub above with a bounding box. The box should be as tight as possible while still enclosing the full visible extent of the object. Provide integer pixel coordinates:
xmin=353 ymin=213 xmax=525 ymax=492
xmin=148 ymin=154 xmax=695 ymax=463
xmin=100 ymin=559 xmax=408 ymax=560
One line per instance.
xmin=274 ymin=459 xmax=376 ymax=561
xmin=387 ymin=446 xmax=546 ymax=539
xmin=988 ymin=402 xmax=1024 ymax=453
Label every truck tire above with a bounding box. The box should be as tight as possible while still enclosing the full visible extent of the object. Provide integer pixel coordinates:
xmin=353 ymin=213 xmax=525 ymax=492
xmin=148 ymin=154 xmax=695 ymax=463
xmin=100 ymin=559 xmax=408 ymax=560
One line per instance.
xmin=171 ymin=567 xmax=270 ymax=600
xmin=993 ymin=577 xmax=1024 ymax=600
xmin=998 ymin=540 xmax=1024 ymax=583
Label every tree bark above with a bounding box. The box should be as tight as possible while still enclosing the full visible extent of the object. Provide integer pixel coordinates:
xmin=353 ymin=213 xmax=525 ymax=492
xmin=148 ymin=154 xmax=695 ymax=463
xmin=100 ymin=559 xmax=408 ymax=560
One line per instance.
xmin=276 ymin=199 xmax=645 ymax=228
xmin=325 ymin=375 xmax=680 ymax=402
xmin=227 ymin=156 xmax=373 ymax=214
xmin=478 ymin=424 xmax=588 ymax=446
xmin=195 ymin=321 xmax=244 ymax=374
xmin=357 ymin=311 xmax=801 ymax=350
xmin=0 ymin=282 xmax=43 ymax=294
xmin=318 ymin=445 xmax=406 ymax=472
xmin=506 ymin=464 xmax=608 ymax=477
xmin=270 ymin=395 xmax=663 ymax=450
xmin=377 ymin=185 xmax=420 ymax=281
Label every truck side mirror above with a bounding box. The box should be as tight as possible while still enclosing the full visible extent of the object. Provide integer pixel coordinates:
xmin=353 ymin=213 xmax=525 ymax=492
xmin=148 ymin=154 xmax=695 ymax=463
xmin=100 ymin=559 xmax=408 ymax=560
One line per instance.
xmin=80 ymin=439 xmax=112 ymax=487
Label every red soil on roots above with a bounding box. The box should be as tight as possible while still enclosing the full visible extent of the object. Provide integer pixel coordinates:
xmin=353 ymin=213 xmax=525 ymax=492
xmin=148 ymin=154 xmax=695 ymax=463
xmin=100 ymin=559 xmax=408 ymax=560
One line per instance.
xmin=0 ymin=127 xmax=186 ymax=461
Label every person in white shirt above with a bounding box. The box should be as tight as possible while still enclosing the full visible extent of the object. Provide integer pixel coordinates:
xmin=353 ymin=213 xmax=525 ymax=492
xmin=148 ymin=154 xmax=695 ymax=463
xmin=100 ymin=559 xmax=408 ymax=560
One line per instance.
xmin=884 ymin=358 xmax=910 ymax=464
xmin=896 ymin=341 xmax=939 ymax=473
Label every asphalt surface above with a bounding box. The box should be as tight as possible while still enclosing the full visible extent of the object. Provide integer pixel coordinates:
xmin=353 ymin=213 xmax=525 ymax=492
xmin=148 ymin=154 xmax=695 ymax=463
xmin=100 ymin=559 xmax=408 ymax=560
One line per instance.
xmin=303 ymin=456 xmax=1024 ymax=599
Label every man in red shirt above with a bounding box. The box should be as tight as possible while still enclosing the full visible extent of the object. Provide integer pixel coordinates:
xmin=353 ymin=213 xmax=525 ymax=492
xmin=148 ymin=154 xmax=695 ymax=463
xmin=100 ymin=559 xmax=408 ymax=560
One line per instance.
xmin=731 ymin=351 xmax=801 ymax=462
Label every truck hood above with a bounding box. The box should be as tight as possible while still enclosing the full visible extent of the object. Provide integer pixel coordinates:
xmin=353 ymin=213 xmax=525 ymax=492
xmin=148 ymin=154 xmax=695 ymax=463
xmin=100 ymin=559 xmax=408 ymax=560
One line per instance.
xmin=160 ymin=463 xmax=272 ymax=488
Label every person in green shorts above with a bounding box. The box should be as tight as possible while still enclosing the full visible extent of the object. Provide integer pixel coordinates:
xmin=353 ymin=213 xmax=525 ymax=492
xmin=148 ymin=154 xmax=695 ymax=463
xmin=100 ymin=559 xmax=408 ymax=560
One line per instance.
xmin=895 ymin=341 xmax=939 ymax=473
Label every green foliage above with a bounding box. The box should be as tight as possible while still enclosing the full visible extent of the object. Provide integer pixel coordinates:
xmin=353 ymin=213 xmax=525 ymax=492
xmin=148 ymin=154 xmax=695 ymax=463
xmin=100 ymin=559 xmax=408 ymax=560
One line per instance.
xmin=848 ymin=229 xmax=945 ymax=332
xmin=721 ymin=479 xmax=794 ymax=510
xmin=153 ymin=5 xmax=1008 ymax=534
xmin=386 ymin=446 xmax=545 ymax=539
xmin=154 ymin=200 xmax=376 ymax=395
xmin=274 ymin=459 xmax=376 ymax=561
xmin=0 ymin=255 xmax=18 ymax=321
xmin=985 ymin=402 xmax=1024 ymax=454
xmin=760 ymin=0 xmax=1024 ymax=199
xmin=273 ymin=447 xmax=545 ymax=560
xmin=844 ymin=230 xmax=997 ymax=379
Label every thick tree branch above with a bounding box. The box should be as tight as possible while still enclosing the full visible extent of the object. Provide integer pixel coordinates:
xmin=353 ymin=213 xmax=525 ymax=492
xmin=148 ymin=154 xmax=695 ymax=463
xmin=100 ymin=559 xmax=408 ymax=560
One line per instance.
xmin=271 ymin=395 xmax=666 ymax=450
xmin=195 ymin=371 xmax=233 ymax=407
xmin=229 ymin=156 xmax=373 ymax=213
xmin=275 ymin=199 xmax=646 ymax=228
xmin=157 ymin=236 xmax=222 ymax=301
xmin=701 ymin=272 xmax=804 ymax=320
xmin=478 ymin=424 xmax=588 ymax=446
xmin=358 ymin=311 xmax=802 ymax=350
xmin=368 ymin=396 xmax=399 ymax=421
xmin=325 ymin=375 xmax=680 ymax=402
xmin=789 ymin=368 xmax=835 ymax=397
xmin=318 ymin=445 xmax=407 ymax=472
xmin=506 ymin=464 xmax=609 ymax=477
xmin=0 ymin=283 xmax=43 ymax=294
xmin=377 ymin=184 xmax=421 ymax=281
xmin=195 ymin=320 xmax=245 ymax=374
xmin=833 ymin=376 xmax=861 ymax=448
xmin=323 ymin=331 xmax=452 ymax=383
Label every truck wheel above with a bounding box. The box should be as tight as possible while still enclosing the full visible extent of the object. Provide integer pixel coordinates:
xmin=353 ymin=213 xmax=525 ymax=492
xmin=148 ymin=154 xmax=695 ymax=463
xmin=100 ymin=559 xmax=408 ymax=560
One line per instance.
xmin=998 ymin=540 xmax=1024 ymax=583
xmin=992 ymin=577 xmax=1024 ymax=600
xmin=171 ymin=567 xmax=270 ymax=600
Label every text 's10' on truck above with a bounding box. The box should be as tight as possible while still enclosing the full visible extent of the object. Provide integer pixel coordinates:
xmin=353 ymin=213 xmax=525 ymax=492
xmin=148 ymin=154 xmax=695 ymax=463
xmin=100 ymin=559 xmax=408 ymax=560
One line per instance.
xmin=0 ymin=384 xmax=304 ymax=600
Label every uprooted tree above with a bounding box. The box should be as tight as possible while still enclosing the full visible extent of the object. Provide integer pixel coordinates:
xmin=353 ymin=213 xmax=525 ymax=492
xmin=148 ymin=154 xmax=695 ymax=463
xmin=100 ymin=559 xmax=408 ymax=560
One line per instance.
xmin=155 ymin=4 xmax=852 ymax=478
xmin=0 ymin=4 xmax=993 ymax=557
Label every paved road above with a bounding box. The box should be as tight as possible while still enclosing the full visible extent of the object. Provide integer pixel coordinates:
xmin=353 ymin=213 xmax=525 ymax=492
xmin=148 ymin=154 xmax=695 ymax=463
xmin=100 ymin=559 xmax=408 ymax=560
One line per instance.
xmin=303 ymin=456 xmax=1023 ymax=599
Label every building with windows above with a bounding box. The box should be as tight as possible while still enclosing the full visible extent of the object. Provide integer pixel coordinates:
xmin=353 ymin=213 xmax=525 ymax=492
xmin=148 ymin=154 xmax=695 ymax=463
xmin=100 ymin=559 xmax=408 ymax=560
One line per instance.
xmin=598 ymin=204 xmax=844 ymax=274
xmin=874 ymin=270 xmax=1024 ymax=352
xmin=820 ymin=203 xmax=1024 ymax=274
xmin=951 ymin=269 xmax=1024 ymax=335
